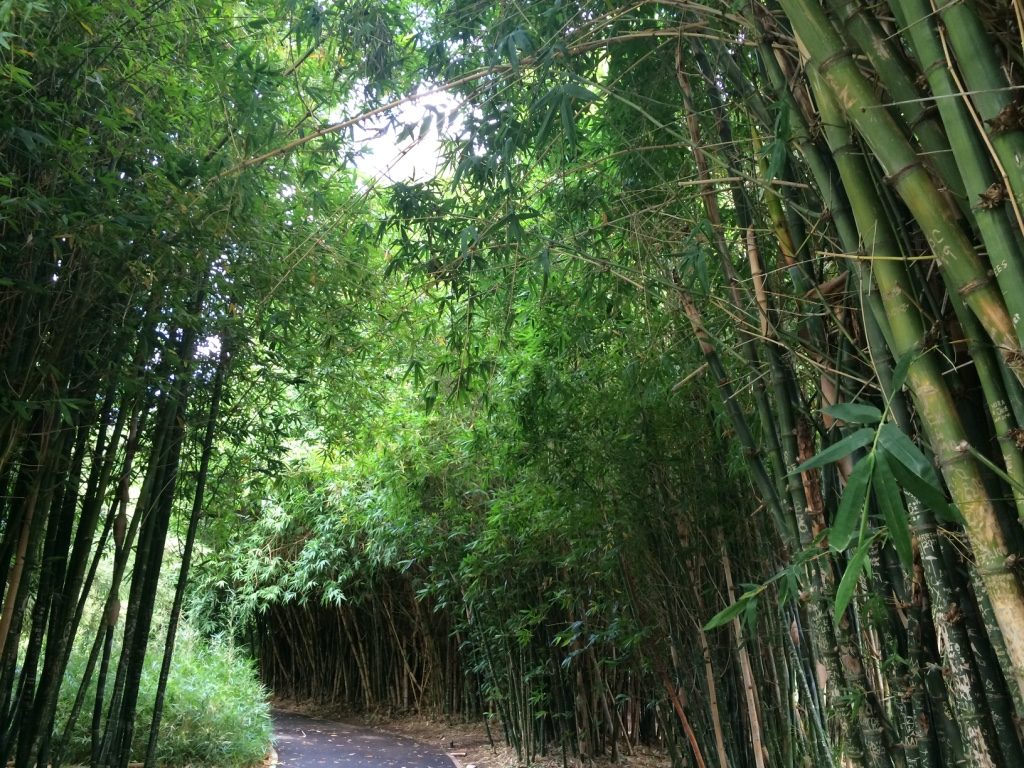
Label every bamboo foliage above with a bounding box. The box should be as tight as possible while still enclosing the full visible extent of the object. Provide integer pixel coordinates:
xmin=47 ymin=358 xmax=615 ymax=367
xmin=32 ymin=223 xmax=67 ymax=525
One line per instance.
xmin=8 ymin=1 xmax=1024 ymax=768
xmin=191 ymin=1 xmax=1024 ymax=765
xmin=356 ymin=1 xmax=1024 ymax=764
xmin=0 ymin=1 xmax=392 ymax=765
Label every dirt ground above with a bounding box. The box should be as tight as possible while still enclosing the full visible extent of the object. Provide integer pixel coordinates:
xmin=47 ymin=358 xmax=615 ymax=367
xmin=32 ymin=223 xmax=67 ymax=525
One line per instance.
xmin=271 ymin=700 xmax=671 ymax=768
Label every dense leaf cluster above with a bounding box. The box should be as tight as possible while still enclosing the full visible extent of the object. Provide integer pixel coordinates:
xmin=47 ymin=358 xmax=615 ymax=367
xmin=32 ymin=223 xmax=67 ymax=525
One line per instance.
xmin=8 ymin=1 xmax=1024 ymax=767
xmin=193 ymin=271 xmax=755 ymax=760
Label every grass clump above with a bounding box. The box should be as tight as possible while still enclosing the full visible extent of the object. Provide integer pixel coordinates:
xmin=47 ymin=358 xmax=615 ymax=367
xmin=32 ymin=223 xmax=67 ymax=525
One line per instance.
xmin=56 ymin=626 xmax=271 ymax=767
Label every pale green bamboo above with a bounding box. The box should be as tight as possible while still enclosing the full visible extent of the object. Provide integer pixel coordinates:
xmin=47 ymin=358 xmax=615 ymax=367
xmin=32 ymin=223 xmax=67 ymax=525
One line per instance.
xmin=779 ymin=0 xmax=1024 ymax=379
xmin=810 ymin=67 xmax=1014 ymax=765
xmin=852 ymin=21 xmax=1024 ymax=520
xmin=930 ymin=0 xmax=1024 ymax=218
xmin=949 ymin=295 xmax=1024 ymax=520
xmin=892 ymin=0 xmax=1024 ymax=373
xmin=827 ymin=0 xmax=965 ymax=203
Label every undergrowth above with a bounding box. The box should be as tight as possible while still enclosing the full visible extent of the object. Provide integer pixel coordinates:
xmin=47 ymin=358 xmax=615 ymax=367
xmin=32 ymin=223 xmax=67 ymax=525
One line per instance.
xmin=54 ymin=622 xmax=271 ymax=766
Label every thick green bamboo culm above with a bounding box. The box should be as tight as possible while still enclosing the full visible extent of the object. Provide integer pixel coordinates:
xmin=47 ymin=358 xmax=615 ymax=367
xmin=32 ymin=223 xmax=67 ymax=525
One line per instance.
xmin=890 ymin=0 xmax=1024 ymax=384
xmin=779 ymin=0 xmax=1024 ymax=371
xmin=930 ymin=0 xmax=1024 ymax=215
xmin=826 ymin=0 xmax=965 ymax=205
xmin=947 ymin=296 xmax=1024 ymax=521
xmin=810 ymin=67 xmax=1023 ymax=765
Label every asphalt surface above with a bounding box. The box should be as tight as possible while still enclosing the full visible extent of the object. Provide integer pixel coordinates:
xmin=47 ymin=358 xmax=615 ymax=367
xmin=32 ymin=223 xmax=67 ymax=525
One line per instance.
xmin=272 ymin=710 xmax=457 ymax=768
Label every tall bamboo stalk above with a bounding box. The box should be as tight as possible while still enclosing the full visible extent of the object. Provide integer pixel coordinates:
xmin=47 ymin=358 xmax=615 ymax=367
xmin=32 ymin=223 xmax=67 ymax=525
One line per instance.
xmin=144 ymin=345 xmax=229 ymax=767
xmin=929 ymin=0 xmax=1024 ymax=217
xmin=810 ymin=66 xmax=1015 ymax=765
xmin=890 ymin=0 xmax=1024 ymax=378
xmin=780 ymin=0 xmax=1024 ymax=374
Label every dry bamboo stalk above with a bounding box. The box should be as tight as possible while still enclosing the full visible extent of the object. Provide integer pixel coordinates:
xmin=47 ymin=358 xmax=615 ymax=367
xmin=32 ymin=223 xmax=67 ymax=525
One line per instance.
xmin=697 ymin=626 xmax=730 ymax=768
xmin=721 ymin=535 xmax=767 ymax=768
xmin=746 ymin=226 xmax=771 ymax=340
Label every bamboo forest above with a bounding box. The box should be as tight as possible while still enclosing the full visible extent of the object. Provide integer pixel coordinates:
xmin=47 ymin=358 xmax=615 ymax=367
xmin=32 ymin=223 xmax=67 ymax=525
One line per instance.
xmin=9 ymin=0 xmax=1024 ymax=766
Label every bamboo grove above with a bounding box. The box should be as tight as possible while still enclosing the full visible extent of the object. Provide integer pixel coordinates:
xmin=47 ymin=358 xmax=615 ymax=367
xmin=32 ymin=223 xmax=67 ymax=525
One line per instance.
xmin=0 ymin=1 xmax=402 ymax=765
xmin=7 ymin=1 xmax=1024 ymax=767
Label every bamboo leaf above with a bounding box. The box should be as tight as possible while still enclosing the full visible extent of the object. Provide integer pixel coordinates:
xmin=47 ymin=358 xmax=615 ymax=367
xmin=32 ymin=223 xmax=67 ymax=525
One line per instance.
xmin=890 ymin=350 xmax=914 ymax=396
xmin=885 ymin=451 xmax=965 ymax=525
xmin=704 ymin=600 xmax=745 ymax=630
xmin=792 ymin=427 xmax=875 ymax=473
xmin=874 ymin=452 xmax=913 ymax=569
xmin=396 ymin=123 xmax=415 ymax=143
xmin=834 ymin=539 xmax=871 ymax=623
xmin=830 ymin=453 xmax=874 ymax=552
xmin=877 ymin=424 xmax=937 ymax=483
xmin=503 ymin=32 xmax=520 ymax=68
xmin=560 ymin=96 xmax=576 ymax=151
xmin=822 ymin=403 xmax=882 ymax=425
xmin=418 ymin=114 xmax=433 ymax=141
xmin=535 ymin=101 xmax=556 ymax=149
xmin=966 ymin=443 xmax=1024 ymax=495
xmin=742 ymin=595 xmax=760 ymax=632
xmin=563 ymin=83 xmax=599 ymax=102
xmin=704 ymin=590 xmax=757 ymax=630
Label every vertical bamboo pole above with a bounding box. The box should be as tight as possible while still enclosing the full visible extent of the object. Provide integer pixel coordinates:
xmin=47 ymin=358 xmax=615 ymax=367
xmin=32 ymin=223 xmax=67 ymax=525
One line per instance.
xmin=891 ymin=0 xmax=1024 ymax=370
xmin=809 ymin=66 xmax=1013 ymax=765
xmin=720 ymin=536 xmax=766 ymax=768
xmin=779 ymin=0 xmax=1024 ymax=371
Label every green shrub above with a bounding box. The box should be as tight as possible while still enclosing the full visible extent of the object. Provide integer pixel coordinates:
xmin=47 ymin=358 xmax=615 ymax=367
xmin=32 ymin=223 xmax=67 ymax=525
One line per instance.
xmin=56 ymin=626 xmax=271 ymax=767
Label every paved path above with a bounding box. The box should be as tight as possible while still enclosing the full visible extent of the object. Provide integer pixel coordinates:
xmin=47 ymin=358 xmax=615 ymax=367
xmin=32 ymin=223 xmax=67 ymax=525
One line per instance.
xmin=273 ymin=710 xmax=457 ymax=768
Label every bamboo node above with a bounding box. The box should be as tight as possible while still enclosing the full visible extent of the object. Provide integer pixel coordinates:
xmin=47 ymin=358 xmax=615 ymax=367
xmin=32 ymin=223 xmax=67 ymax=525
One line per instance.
xmin=974 ymin=182 xmax=1008 ymax=210
xmin=986 ymin=100 xmax=1024 ymax=135
xmin=1008 ymin=427 xmax=1024 ymax=450
xmin=956 ymin=274 xmax=993 ymax=298
xmin=977 ymin=560 xmax=1014 ymax=576
xmin=908 ymin=104 xmax=939 ymax=133
xmin=817 ymin=48 xmax=854 ymax=76
xmin=832 ymin=142 xmax=860 ymax=159
xmin=920 ymin=58 xmax=948 ymax=81
xmin=884 ymin=161 xmax=921 ymax=188
xmin=935 ymin=443 xmax=971 ymax=469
